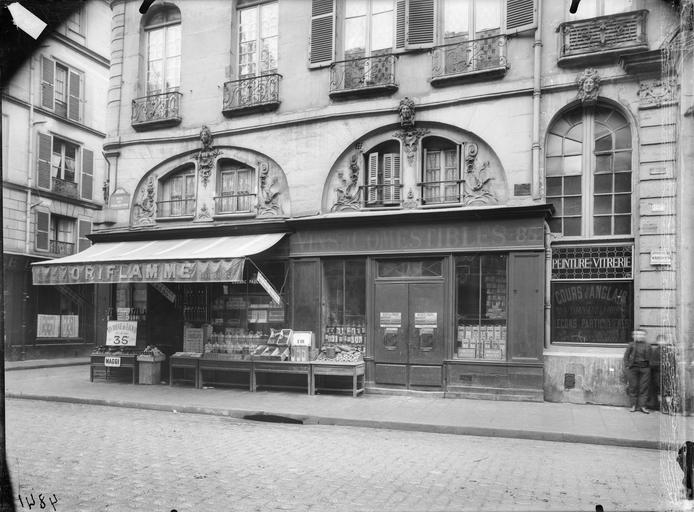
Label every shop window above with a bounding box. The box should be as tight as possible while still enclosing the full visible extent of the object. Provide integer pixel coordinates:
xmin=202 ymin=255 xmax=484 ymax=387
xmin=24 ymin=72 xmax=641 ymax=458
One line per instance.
xmin=158 ymin=166 xmax=196 ymax=217
xmin=144 ymin=5 xmax=181 ymax=95
xmin=238 ymin=1 xmax=278 ymax=78
xmin=365 ymin=140 xmax=402 ymax=207
xmin=545 ymin=104 xmax=632 ymax=237
xmin=36 ymin=285 xmax=93 ymax=341
xmin=377 ymin=258 xmax=443 ymax=278
xmin=40 ymin=56 xmax=82 ymax=122
xmin=216 ymin=162 xmax=256 ymax=214
xmin=454 ymin=254 xmax=507 ymax=360
xmin=422 ymin=136 xmax=461 ymax=204
xmin=322 ymin=259 xmax=366 ymax=350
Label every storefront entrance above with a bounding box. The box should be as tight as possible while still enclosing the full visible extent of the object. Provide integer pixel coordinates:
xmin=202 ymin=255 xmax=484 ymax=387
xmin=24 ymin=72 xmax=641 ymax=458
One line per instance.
xmin=374 ymin=280 xmax=446 ymax=389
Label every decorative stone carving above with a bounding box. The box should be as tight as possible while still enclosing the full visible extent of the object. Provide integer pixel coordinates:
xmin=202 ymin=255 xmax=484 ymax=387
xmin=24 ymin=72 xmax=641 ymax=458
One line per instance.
xmin=638 ymin=78 xmax=677 ymax=108
xmin=134 ymin=175 xmax=157 ymax=226
xmin=394 ymin=97 xmax=429 ymax=163
xmin=576 ymin=68 xmax=601 ymax=105
xmin=403 ymin=188 xmax=418 ymax=209
xmin=398 ymin=97 xmax=416 ymax=129
xmin=462 ymin=144 xmax=496 ymax=206
xmin=331 ymin=153 xmax=362 ymax=212
xmin=196 ymin=203 xmax=212 ymax=221
xmin=257 ymin=162 xmax=282 ymax=217
xmin=195 ymin=125 xmax=220 ymax=188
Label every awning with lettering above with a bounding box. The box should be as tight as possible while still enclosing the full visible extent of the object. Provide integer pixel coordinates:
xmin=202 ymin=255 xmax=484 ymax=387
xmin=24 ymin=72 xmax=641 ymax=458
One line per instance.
xmin=31 ymin=233 xmax=286 ymax=285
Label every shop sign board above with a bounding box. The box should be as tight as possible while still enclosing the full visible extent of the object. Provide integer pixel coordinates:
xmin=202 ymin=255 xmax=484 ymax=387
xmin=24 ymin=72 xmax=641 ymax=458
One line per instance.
xmin=551 ymin=246 xmax=633 ymax=280
xmin=414 ymin=312 xmax=437 ymax=329
xmin=108 ymin=188 xmax=131 ymax=210
xmin=106 ymin=321 xmax=138 ymax=346
xmin=380 ymin=312 xmax=402 ymax=328
xmin=650 ymin=250 xmax=671 ymax=266
xmin=104 ymin=356 xmax=121 ymax=367
xmin=291 ymin=331 xmax=313 ymax=347
xmin=37 ymin=314 xmax=60 ymax=338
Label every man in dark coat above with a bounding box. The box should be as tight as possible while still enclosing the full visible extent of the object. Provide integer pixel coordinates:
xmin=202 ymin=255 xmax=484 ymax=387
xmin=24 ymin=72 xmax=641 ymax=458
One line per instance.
xmin=624 ymin=328 xmax=653 ymax=414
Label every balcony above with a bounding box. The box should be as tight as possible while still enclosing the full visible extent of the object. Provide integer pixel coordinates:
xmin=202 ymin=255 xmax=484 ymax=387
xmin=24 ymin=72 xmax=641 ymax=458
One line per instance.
xmin=557 ymin=10 xmax=649 ymax=67
xmin=430 ymin=35 xmax=508 ymax=87
xmin=49 ymin=240 xmax=75 ymax=257
xmin=361 ymin=184 xmax=403 ymax=209
xmin=213 ymin=193 xmax=256 ymax=215
xmin=222 ymin=73 xmax=281 ymax=117
xmin=329 ymin=54 xmax=398 ymax=99
xmin=131 ymin=91 xmax=182 ymax=131
xmin=156 ymin=198 xmax=196 ymax=219
xmin=420 ymin=180 xmax=463 ymax=205
xmin=51 ymin=177 xmax=78 ymax=199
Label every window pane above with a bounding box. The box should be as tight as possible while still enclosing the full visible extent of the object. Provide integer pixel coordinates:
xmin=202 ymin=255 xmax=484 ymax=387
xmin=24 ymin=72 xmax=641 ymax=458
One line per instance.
xmin=546 ymin=134 xmax=562 ymax=157
xmin=563 ymin=155 xmax=582 ymax=175
xmin=565 ymin=124 xmax=583 ymax=146
xmin=371 ymin=10 xmax=393 ymax=51
xmin=564 ymin=196 xmax=582 ymax=215
xmin=595 ymin=154 xmax=612 ymax=172
xmin=546 ymin=177 xmax=562 ymax=196
xmin=614 ymin=172 xmax=631 ymax=192
xmin=595 ymin=133 xmax=612 ymax=152
xmin=614 ymin=127 xmax=631 ymax=149
xmin=564 ymin=135 xmax=582 ymax=155
xmin=260 ymin=3 xmax=278 ymax=38
xmin=345 ymin=17 xmax=366 ymax=54
xmin=346 ymin=0 xmax=368 ymax=17
xmin=604 ymin=0 xmax=634 ymax=15
xmin=594 ymin=173 xmax=612 ymax=193
xmin=372 ymin=0 xmax=392 ymax=14
xmin=166 ymin=25 xmax=181 ymax=58
xmin=148 ymin=29 xmax=164 ymax=60
xmin=564 ymin=217 xmax=581 ymax=236
xmin=239 ymin=8 xmax=257 ymax=42
xmin=549 ymin=218 xmax=562 ymax=233
xmin=550 ymin=198 xmax=563 ymax=216
xmin=165 ymin=56 xmax=180 ymax=89
xmin=475 ymin=0 xmax=501 ymax=33
xmin=546 ymin=157 xmax=563 ymax=176
xmin=564 ymin=175 xmax=581 ymax=195
xmin=593 ymin=195 xmax=612 ymax=214
xmin=614 ymin=194 xmax=631 ymax=213
xmin=613 ymin=151 xmax=631 ymax=171
xmin=614 ymin=215 xmax=631 ymax=235
xmin=593 ymin=216 xmax=611 ymax=236
xmin=444 ymin=0 xmax=469 ymax=38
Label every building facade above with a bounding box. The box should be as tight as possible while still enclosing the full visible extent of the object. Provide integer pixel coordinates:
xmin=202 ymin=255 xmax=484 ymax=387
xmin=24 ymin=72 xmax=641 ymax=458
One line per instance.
xmin=3 ymin=0 xmax=111 ymax=360
xmin=31 ymin=0 xmax=691 ymax=404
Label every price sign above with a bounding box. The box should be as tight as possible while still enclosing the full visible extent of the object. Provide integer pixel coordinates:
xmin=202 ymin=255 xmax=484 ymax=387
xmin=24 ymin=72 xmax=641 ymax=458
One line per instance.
xmin=104 ymin=356 xmax=121 ymax=367
xmin=106 ymin=321 xmax=137 ymax=346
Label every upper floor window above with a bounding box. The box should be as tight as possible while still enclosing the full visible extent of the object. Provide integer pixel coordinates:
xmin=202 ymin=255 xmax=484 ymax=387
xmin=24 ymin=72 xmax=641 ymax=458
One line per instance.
xmin=545 ymin=104 xmax=632 ymax=238
xmin=422 ymin=137 xmax=461 ymax=205
xmin=144 ymin=5 xmax=181 ymax=95
xmin=66 ymin=7 xmax=84 ymax=36
xmin=216 ymin=162 xmax=256 ymax=214
xmin=159 ymin=166 xmax=195 ymax=217
xmin=238 ymin=1 xmax=278 ymax=78
xmin=442 ymin=0 xmax=502 ymax=42
xmin=567 ymin=0 xmax=635 ymax=19
xmin=344 ymin=0 xmax=395 ymax=59
xmin=365 ymin=140 xmax=401 ymax=207
xmin=40 ymin=57 xmax=82 ymax=122
xmin=37 ymin=133 xmax=94 ymax=200
xmin=35 ymin=211 xmax=91 ymax=256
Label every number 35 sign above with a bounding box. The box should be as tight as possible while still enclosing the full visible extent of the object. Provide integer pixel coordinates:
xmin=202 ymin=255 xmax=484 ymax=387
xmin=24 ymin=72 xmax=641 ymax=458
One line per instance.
xmin=106 ymin=321 xmax=138 ymax=346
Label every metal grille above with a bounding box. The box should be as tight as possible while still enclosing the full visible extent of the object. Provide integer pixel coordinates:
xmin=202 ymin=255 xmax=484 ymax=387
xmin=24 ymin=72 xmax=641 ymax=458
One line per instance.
xmin=558 ymin=10 xmax=648 ymax=58
xmin=551 ymin=245 xmax=633 ymax=280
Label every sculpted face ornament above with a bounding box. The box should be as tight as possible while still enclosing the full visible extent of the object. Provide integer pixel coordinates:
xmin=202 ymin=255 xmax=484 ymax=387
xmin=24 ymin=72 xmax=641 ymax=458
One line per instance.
xmin=576 ymin=68 xmax=601 ymax=105
xmin=196 ymin=125 xmax=221 ymax=188
xmin=394 ymin=97 xmax=429 ymax=164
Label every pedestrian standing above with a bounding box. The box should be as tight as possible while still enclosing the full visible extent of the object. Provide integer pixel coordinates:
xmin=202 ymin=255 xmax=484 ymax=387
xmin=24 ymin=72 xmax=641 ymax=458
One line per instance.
xmin=623 ymin=328 xmax=653 ymax=414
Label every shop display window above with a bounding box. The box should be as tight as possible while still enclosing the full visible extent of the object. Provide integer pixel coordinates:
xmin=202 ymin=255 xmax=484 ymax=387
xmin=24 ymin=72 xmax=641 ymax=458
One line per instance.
xmin=322 ymin=259 xmax=366 ymax=351
xmin=455 ymin=254 xmax=507 ymax=360
xmin=36 ymin=285 xmax=93 ymax=342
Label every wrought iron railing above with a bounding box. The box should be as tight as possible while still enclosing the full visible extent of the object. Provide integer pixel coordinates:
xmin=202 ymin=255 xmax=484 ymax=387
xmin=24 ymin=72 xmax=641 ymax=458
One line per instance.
xmin=213 ymin=193 xmax=256 ymax=214
xmin=49 ymin=240 xmax=75 ymax=256
xmin=157 ymin=198 xmax=196 ymax=218
xmin=361 ymin=184 xmax=403 ymax=208
xmin=222 ymin=73 xmax=281 ymax=113
xmin=557 ymin=10 xmax=648 ymax=60
xmin=131 ymin=91 xmax=182 ymax=127
xmin=420 ymin=180 xmax=463 ymax=204
xmin=431 ymin=35 xmax=508 ymax=80
xmin=330 ymin=54 xmax=398 ymax=94
xmin=52 ymin=177 xmax=78 ymax=198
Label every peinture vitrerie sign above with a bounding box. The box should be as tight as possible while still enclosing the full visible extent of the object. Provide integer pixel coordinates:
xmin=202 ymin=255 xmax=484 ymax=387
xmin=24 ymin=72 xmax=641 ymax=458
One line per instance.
xmin=551 ymin=246 xmax=633 ymax=280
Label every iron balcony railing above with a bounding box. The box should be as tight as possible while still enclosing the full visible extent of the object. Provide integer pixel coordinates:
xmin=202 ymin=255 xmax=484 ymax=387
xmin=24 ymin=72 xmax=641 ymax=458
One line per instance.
xmin=330 ymin=54 xmax=398 ymax=96
xmin=222 ymin=73 xmax=281 ymax=115
xmin=157 ymin=198 xmax=196 ymax=218
xmin=557 ymin=10 xmax=649 ymax=64
xmin=131 ymin=91 xmax=182 ymax=130
xmin=213 ymin=193 xmax=256 ymax=214
xmin=420 ymin=180 xmax=463 ymax=205
xmin=431 ymin=35 xmax=508 ymax=82
xmin=49 ymin=240 xmax=75 ymax=256
xmin=361 ymin=183 xmax=403 ymax=208
xmin=51 ymin=177 xmax=78 ymax=199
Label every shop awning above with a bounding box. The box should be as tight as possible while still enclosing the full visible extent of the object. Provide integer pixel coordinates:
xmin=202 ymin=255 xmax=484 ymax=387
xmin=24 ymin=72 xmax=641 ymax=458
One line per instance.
xmin=32 ymin=233 xmax=286 ymax=285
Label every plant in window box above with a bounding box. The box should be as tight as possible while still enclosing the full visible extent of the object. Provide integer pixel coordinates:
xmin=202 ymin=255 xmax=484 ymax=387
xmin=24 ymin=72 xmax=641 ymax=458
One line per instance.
xmin=136 ymin=345 xmax=166 ymax=362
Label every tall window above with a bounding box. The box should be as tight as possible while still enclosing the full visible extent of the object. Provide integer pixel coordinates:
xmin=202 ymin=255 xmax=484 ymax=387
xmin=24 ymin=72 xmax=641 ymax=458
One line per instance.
xmin=217 ymin=164 xmax=255 ymax=214
xmin=365 ymin=140 xmax=401 ymax=207
xmin=66 ymin=6 xmax=84 ymax=36
xmin=442 ymin=0 xmax=502 ymax=42
xmin=344 ymin=0 xmax=394 ymax=59
xmin=545 ymin=104 xmax=632 ymax=237
xmin=40 ymin=57 xmax=82 ymax=121
xmin=37 ymin=133 xmax=93 ymax=200
xmin=52 ymin=137 xmax=78 ymax=182
xmin=238 ymin=2 xmax=278 ymax=78
xmin=144 ymin=6 xmax=181 ymax=95
xmin=322 ymin=259 xmax=366 ymax=351
xmin=568 ymin=0 xmax=635 ymax=19
xmin=160 ymin=168 xmax=195 ymax=217
xmin=422 ymin=137 xmax=460 ymax=204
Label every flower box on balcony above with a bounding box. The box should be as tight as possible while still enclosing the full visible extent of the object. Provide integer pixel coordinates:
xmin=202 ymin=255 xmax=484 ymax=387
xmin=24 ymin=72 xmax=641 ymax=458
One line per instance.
xmin=329 ymin=54 xmax=398 ymax=100
xmin=430 ymin=35 xmax=509 ymax=87
xmin=131 ymin=91 xmax=182 ymax=131
xmin=222 ymin=73 xmax=282 ymax=117
xmin=557 ymin=10 xmax=649 ymax=68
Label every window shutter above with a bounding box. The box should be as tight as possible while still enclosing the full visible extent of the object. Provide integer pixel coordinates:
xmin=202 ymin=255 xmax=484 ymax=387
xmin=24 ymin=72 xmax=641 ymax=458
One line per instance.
xmin=385 ymin=153 xmax=401 ymax=202
xmin=406 ymin=0 xmax=435 ymax=49
xmin=506 ymin=0 xmax=537 ymax=33
xmin=37 ymin=133 xmax=52 ymax=190
xmin=81 ymin=148 xmax=93 ymax=200
xmin=367 ymin=152 xmax=378 ymax=203
xmin=309 ymin=0 xmax=334 ymax=67
xmin=395 ymin=0 xmax=406 ymax=50
xmin=41 ymin=56 xmax=55 ymax=110
xmin=68 ymin=71 xmax=81 ymax=122
xmin=35 ymin=211 xmax=50 ymax=252
xmin=78 ymin=219 xmax=91 ymax=252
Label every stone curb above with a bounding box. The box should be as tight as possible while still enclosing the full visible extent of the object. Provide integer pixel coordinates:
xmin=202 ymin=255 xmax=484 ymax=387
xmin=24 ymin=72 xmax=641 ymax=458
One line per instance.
xmin=6 ymin=393 xmax=672 ymax=451
xmin=5 ymin=361 xmax=90 ymax=372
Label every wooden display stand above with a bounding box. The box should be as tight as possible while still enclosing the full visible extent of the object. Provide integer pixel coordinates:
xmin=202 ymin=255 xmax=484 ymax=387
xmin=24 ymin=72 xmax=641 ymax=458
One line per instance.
xmin=198 ymin=357 xmax=253 ymax=390
xmin=253 ymin=361 xmax=312 ymax=394
xmin=310 ymin=361 xmax=365 ymax=397
xmin=90 ymin=354 xmax=138 ymax=384
xmin=169 ymin=353 xmax=201 ymax=388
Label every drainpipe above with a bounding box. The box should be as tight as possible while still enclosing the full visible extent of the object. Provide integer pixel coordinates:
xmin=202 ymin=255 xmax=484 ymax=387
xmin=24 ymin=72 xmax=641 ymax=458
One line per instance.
xmin=25 ymin=56 xmax=35 ymax=254
xmin=531 ymin=0 xmax=543 ymax=200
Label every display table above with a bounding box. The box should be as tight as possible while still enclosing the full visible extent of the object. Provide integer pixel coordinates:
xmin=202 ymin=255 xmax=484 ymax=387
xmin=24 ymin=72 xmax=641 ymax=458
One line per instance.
xmin=90 ymin=353 xmax=138 ymax=384
xmin=253 ymin=361 xmax=312 ymax=394
xmin=311 ymin=361 xmax=366 ymax=397
xmin=198 ymin=357 xmax=253 ymax=390
xmin=169 ymin=353 xmax=201 ymax=388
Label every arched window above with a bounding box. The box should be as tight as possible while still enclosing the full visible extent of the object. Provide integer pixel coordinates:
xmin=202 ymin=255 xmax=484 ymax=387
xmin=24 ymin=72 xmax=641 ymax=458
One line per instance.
xmin=422 ymin=136 xmax=460 ymax=205
xmin=143 ymin=5 xmax=181 ymax=95
xmin=215 ymin=160 xmax=256 ymax=214
xmin=158 ymin=165 xmax=195 ymax=217
xmin=545 ymin=104 xmax=632 ymax=237
xmin=365 ymin=140 xmax=401 ymax=207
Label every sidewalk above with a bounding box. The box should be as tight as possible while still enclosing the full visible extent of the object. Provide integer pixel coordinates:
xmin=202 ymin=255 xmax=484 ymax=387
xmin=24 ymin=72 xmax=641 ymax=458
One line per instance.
xmin=4 ymin=359 xmax=690 ymax=451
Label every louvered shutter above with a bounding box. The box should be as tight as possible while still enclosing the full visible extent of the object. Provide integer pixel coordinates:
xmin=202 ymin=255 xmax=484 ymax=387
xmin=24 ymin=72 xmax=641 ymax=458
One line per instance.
xmin=68 ymin=71 xmax=81 ymax=121
xmin=41 ymin=56 xmax=55 ymax=110
xmin=37 ymin=133 xmax=52 ymax=190
xmin=382 ymin=153 xmax=401 ymax=203
xmin=81 ymin=148 xmax=93 ymax=200
xmin=78 ymin=220 xmax=91 ymax=252
xmin=367 ymin=152 xmax=378 ymax=204
xmin=309 ymin=0 xmax=334 ymax=67
xmin=35 ymin=211 xmax=50 ymax=251
xmin=395 ymin=0 xmax=406 ymax=50
xmin=406 ymin=0 xmax=435 ymax=49
xmin=506 ymin=0 xmax=537 ymax=33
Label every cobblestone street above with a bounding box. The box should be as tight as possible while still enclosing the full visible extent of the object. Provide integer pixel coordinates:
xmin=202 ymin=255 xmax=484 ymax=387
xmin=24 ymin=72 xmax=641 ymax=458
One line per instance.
xmin=5 ymin=398 xmax=669 ymax=511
